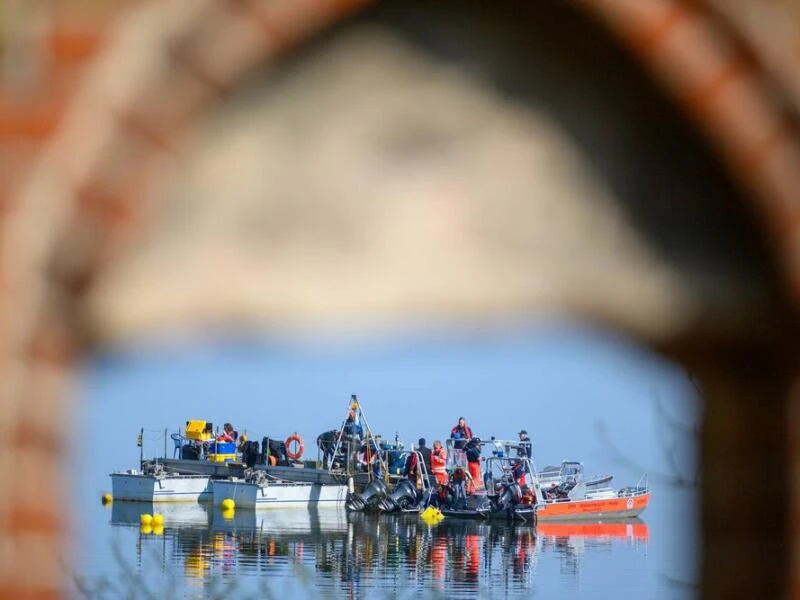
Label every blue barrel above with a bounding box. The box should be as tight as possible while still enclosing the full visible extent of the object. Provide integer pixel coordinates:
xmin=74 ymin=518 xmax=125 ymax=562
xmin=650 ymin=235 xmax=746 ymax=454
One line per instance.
xmin=211 ymin=441 xmax=236 ymax=454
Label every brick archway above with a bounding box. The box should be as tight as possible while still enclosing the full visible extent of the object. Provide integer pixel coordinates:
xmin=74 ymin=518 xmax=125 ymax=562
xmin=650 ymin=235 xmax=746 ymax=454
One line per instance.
xmin=1 ymin=1 xmax=799 ymax=597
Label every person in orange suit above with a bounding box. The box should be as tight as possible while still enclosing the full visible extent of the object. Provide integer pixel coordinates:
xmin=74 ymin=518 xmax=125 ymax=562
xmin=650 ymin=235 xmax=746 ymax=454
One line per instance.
xmin=431 ymin=440 xmax=448 ymax=486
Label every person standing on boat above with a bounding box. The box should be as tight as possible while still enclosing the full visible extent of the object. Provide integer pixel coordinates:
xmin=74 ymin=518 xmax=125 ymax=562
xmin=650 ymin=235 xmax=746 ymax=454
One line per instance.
xmin=517 ymin=430 xmax=532 ymax=459
xmin=404 ymin=438 xmax=432 ymax=488
xmin=450 ymin=417 xmax=473 ymax=450
xmin=431 ymin=440 xmax=448 ymax=486
xmin=416 ymin=438 xmax=432 ymax=476
xmin=465 ymin=437 xmax=484 ymax=493
xmin=343 ymin=408 xmax=363 ymax=439
xmin=342 ymin=408 xmax=363 ymax=468
xmin=217 ymin=422 xmax=238 ymax=443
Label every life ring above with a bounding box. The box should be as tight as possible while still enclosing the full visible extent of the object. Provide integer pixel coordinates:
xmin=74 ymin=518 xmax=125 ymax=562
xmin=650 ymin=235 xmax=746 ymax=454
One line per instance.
xmin=285 ymin=433 xmax=304 ymax=461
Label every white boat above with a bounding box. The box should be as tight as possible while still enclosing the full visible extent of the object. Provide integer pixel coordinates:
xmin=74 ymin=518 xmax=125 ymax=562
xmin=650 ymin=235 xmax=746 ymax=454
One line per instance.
xmin=212 ymin=472 xmax=348 ymax=509
xmin=110 ymin=468 xmax=213 ymax=503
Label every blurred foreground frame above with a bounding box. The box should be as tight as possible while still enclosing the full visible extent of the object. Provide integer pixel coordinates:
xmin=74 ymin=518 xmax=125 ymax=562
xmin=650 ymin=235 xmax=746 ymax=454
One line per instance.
xmin=1 ymin=0 xmax=800 ymax=597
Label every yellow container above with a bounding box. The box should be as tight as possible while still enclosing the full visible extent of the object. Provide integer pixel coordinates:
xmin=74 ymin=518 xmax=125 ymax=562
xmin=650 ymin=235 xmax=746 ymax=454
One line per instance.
xmin=185 ymin=420 xmax=213 ymax=441
xmin=208 ymin=453 xmax=237 ymax=463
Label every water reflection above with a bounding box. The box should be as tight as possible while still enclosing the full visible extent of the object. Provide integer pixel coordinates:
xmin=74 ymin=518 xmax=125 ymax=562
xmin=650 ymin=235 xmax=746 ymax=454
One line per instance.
xmin=537 ymin=520 xmax=649 ymax=578
xmin=109 ymin=502 xmax=649 ymax=598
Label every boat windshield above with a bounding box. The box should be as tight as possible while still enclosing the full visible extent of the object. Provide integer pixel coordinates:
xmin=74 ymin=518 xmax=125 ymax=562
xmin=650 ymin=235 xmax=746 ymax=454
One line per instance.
xmin=561 ymin=461 xmax=583 ymax=483
xmin=483 ymin=456 xmax=535 ymax=492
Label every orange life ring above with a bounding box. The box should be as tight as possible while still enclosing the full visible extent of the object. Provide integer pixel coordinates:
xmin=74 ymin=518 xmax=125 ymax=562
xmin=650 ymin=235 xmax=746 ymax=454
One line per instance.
xmin=285 ymin=433 xmax=304 ymax=461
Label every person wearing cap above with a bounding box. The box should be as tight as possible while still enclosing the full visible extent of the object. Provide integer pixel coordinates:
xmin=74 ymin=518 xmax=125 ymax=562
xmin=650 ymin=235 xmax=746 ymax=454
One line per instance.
xmin=517 ymin=430 xmax=532 ymax=459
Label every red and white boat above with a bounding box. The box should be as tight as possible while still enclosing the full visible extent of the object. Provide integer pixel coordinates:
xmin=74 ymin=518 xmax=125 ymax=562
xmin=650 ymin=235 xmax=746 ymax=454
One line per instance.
xmin=533 ymin=472 xmax=650 ymax=521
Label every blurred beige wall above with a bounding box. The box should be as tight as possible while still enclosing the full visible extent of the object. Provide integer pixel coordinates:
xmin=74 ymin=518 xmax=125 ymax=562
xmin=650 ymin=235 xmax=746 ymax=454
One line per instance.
xmin=1 ymin=1 xmax=799 ymax=598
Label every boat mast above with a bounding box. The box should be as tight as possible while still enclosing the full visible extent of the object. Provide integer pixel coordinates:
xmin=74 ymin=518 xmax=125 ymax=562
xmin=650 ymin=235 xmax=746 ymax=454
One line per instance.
xmin=137 ymin=427 xmax=143 ymax=468
xmin=352 ymin=395 xmax=387 ymax=480
xmin=328 ymin=394 xmax=387 ymax=480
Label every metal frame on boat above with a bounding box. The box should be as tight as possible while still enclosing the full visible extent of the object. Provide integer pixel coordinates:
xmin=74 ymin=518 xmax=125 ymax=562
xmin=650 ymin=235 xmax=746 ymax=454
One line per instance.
xmin=537 ymin=460 xmax=613 ymax=489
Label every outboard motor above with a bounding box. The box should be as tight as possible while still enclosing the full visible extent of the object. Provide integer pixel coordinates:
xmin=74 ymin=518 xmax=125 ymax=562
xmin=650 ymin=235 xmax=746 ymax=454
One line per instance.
xmin=346 ymin=479 xmax=388 ymax=512
xmin=378 ymin=479 xmax=418 ymax=513
xmin=493 ymin=480 xmax=523 ymax=513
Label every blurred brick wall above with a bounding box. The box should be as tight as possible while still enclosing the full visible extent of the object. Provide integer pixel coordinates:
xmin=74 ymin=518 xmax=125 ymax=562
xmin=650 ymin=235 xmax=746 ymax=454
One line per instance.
xmin=0 ymin=1 xmax=798 ymax=598
xmin=0 ymin=1 xmax=119 ymax=211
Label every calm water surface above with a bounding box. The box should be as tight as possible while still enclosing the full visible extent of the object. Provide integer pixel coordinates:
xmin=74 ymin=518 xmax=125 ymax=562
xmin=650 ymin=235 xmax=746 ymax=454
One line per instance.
xmin=72 ymin=486 xmax=693 ymax=599
xmin=70 ymin=328 xmax=698 ymax=598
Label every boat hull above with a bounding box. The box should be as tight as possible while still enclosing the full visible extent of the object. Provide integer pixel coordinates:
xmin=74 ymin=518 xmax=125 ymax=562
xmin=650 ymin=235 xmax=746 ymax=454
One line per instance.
xmin=212 ymin=479 xmax=348 ymax=509
xmin=440 ymin=505 xmax=536 ymax=522
xmin=110 ymin=472 xmax=212 ymax=503
xmin=535 ymin=491 xmax=651 ymax=521
xmin=259 ymin=465 xmax=372 ymax=491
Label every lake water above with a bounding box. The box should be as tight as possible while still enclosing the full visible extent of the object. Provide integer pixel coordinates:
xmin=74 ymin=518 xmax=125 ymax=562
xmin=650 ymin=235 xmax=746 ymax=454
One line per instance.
xmin=69 ymin=325 xmax=699 ymax=598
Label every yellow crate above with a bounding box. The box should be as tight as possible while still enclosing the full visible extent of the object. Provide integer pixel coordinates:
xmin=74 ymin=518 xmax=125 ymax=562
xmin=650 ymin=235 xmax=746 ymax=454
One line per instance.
xmin=208 ymin=453 xmax=237 ymax=463
xmin=185 ymin=420 xmax=213 ymax=441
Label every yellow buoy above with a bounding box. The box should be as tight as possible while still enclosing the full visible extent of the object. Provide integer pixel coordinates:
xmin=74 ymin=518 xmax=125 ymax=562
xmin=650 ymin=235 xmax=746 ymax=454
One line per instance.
xmin=420 ymin=506 xmax=444 ymax=525
xmin=101 ymin=493 xmax=113 ymax=506
xmin=152 ymin=513 xmax=164 ymax=526
xmin=221 ymin=507 xmax=235 ymax=521
xmin=221 ymin=498 xmax=235 ymax=511
xmin=140 ymin=513 xmax=153 ymax=526
xmin=140 ymin=524 xmax=153 ymax=535
xmin=152 ymin=524 xmax=164 ymax=536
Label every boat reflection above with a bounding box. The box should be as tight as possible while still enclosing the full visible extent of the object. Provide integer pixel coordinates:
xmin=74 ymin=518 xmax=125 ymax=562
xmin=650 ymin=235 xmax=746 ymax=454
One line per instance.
xmin=109 ymin=502 xmax=648 ymax=595
xmin=111 ymin=501 xmax=211 ymax=529
xmin=110 ymin=500 xmax=348 ymax=533
xmin=536 ymin=519 xmax=650 ymax=577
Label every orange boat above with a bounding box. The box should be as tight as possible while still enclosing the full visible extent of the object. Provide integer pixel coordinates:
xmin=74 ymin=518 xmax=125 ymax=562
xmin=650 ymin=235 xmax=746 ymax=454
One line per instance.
xmin=533 ymin=473 xmax=651 ymax=521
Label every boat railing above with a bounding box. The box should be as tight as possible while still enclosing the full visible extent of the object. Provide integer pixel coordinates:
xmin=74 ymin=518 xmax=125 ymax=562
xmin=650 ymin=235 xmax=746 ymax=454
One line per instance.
xmin=486 ymin=438 xmax=528 ymax=459
xmin=445 ymin=438 xmax=468 ymax=471
xmin=412 ymin=450 xmax=433 ymax=493
xmin=613 ymin=473 xmax=650 ymax=498
xmin=583 ymin=486 xmax=616 ymax=499
xmin=483 ymin=455 xmax=537 ymax=490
